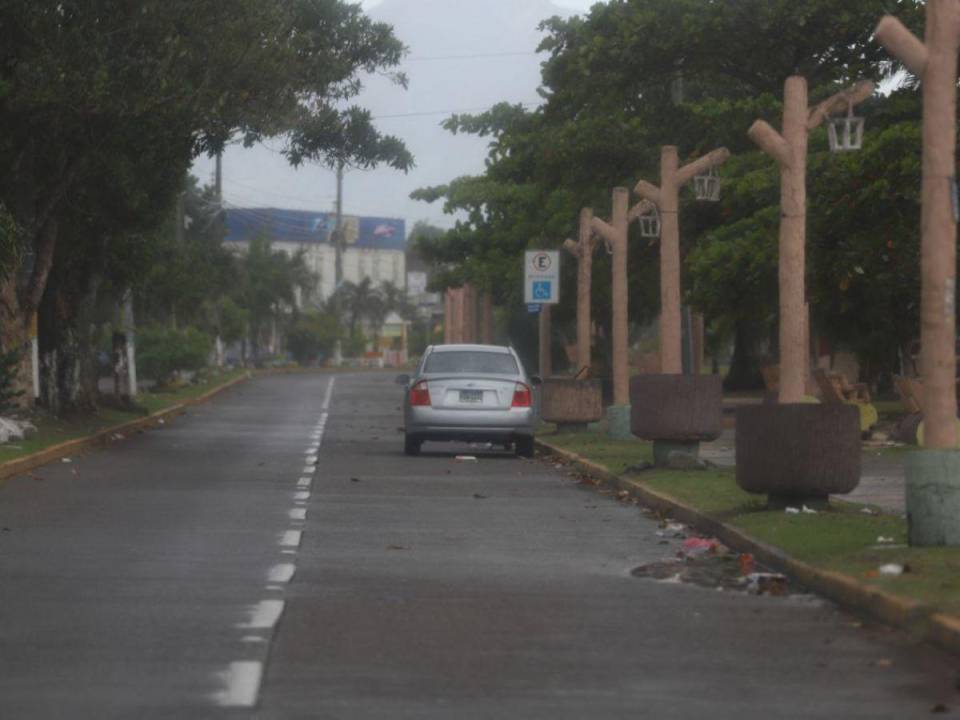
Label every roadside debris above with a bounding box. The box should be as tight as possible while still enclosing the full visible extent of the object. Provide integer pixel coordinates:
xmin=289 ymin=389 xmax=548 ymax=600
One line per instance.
xmin=455 ymin=455 xmax=477 ymax=463
xmin=876 ymin=536 xmax=895 ymax=544
xmin=879 ymin=563 xmax=906 ymax=576
xmin=61 ymin=458 xmax=72 ymax=464
xmin=745 ymin=572 xmax=789 ymax=596
xmin=860 ymin=507 xmax=877 ymax=515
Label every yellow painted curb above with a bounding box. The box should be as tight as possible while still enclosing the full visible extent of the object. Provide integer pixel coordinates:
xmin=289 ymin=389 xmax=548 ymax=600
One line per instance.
xmin=535 ymin=437 xmax=956 ymax=655
xmin=0 ymin=371 xmax=252 ymax=482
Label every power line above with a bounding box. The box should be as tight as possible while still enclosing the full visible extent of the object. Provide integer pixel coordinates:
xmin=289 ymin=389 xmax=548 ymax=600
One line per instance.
xmin=405 ymin=51 xmax=539 ymax=62
xmin=373 ymin=101 xmax=540 ymax=120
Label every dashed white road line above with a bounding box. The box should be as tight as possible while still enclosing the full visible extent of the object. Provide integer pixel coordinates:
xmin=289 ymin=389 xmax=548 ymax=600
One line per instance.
xmin=268 ymin=564 xmax=296 ymax=584
xmin=289 ymin=508 xmax=307 ymax=521
xmin=294 ymin=491 xmax=310 ymax=501
xmin=322 ymin=377 xmax=336 ymax=410
xmin=214 ymin=661 xmax=263 ymax=708
xmin=280 ymin=530 xmax=302 ymax=548
xmin=237 ymin=599 xmax=285 ymax=630
xmin=298 ymin=477 xmax=312 ymax=489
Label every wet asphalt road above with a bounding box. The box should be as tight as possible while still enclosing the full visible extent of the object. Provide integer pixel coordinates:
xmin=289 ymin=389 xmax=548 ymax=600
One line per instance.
xmin=0 ymin=372 xmax=957 ymax=718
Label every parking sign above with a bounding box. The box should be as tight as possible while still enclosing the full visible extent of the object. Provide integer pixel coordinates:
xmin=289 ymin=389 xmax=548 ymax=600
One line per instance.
xmin=524 ymin=250 xmax=560 ymax=304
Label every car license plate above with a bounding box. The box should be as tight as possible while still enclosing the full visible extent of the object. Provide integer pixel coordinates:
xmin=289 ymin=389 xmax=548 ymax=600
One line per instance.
xmin=459 ymin=389 xmax=483 ymax=403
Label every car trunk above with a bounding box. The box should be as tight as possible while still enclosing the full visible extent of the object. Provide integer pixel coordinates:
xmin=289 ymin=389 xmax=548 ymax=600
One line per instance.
xmin=422 ymin=375 xmax=518 ymax=410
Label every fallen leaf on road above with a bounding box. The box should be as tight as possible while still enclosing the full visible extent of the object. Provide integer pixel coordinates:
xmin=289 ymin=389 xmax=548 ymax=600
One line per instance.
xmin=874 ymin=658 xmax=893 ymax=668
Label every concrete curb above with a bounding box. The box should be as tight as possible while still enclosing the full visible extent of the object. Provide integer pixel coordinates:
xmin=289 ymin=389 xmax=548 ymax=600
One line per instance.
xmin=535 ymin=437 xmax=960 ymax=656
xmin=0 ymin=371 xmax=252 ymax=483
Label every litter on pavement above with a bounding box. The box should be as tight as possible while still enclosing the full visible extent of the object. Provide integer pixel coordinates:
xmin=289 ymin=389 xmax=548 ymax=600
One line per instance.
xmin=455 ymin=455 xmax=477 ymax=462
xmin=879 ymin=563 xmax=905 ymax=576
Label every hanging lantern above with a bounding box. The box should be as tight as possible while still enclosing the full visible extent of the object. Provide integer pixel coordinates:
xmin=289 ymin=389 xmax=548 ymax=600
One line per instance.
xmin=693 ymin=166 xmax=721 ymax=202
xmin=827 ymin=102 xmax=865 ymax=152
xmin=638 ymin=208 xmax=661 ymax=239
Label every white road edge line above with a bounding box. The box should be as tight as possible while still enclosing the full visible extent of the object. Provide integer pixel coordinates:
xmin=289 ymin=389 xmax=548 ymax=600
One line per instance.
xmin=214 ymin=661 xmax=263 ymax=708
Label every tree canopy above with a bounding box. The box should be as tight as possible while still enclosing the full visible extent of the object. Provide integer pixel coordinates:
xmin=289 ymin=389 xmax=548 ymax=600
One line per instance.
xmin=414 ymin=0 xmax=927 ymax=386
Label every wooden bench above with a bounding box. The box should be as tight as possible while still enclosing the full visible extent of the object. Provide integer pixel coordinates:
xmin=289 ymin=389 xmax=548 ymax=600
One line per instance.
xmin=894 ymin=375 xmax=923 ymax=415
xmin=813 ymin=368 xmax=871 ymax=404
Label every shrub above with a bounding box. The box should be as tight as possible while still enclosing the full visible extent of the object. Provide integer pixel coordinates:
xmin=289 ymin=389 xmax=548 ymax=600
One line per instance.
xmin=287 ymin=312 xmax=338 ymax=366
xmin=136 ymin=326 xmax=212 ymax=386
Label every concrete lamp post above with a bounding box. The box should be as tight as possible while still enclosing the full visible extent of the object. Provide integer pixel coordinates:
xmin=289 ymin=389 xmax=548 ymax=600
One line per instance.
xmin=631 ymin=146 xmax=730 ymax=467
xmin=541 ymin=209 xmax=604 ymax=432
xmin=877 ymin=2 xmax=960 ymax=545
xmin=590 ymin=188 xmax=655 ymax=439
xmin=735 ymin=76 xmax=874 ymax=508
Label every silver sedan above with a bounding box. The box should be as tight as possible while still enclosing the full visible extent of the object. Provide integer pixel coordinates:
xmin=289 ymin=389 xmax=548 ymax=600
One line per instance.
xmin=397 ymin=344 xmax=541 ymax=457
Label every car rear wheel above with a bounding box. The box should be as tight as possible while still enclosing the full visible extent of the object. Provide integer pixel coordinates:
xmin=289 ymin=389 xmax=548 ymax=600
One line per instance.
xmin=404 ymin=433 xmax=422 ymax=456
xmin=515 ymin=436 xmax=534 ymax=458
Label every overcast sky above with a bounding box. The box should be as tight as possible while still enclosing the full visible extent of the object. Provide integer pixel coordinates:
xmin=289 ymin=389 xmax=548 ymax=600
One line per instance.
xmin=192 ymin=0 xmax=601 ymax=231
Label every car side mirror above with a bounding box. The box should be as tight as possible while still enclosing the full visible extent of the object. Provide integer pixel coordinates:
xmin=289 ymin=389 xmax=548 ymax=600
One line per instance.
xmin=395 ymin=374 xmax=410 ymax=385
xmin=529 ymin=375 xmax=543 ymax=386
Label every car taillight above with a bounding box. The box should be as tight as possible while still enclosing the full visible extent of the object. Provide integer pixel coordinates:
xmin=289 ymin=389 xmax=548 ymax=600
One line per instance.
xmin=409 ymin=380 xmax=431 ymax=406
xmin=511 ymin=382 xmax=532 ymax=408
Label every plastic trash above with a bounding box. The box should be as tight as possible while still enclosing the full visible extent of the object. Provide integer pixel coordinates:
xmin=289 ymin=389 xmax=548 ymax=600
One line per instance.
xmin=879 ymin=563 xmax=905 ymax=576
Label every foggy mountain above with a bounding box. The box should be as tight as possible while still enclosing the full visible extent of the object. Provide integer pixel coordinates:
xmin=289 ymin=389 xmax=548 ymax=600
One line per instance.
xmin=195 ymin=0 xmax=578 ymax=230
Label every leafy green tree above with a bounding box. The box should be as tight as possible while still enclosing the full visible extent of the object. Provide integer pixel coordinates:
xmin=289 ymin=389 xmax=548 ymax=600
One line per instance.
xmin=237 ymin=236 xmax=315 ymax=364
xmin=0 ymin=0 xmax=413 ymax=405
xmin=414 ymin=0 xmax=925 ymax=386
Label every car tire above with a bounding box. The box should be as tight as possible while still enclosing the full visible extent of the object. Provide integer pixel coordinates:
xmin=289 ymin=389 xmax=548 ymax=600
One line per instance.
xmin=515 ymin=436 xmax=534 ymax=458
xmin=404 ymin=434 xmax=422 ymax=456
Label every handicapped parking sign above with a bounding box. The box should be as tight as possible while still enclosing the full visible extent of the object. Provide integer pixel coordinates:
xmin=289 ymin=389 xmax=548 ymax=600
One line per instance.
xmin=524 ymin=250 xmax=559 ymax=304
xmin=532 ymin=280 xmax=552 ymax=300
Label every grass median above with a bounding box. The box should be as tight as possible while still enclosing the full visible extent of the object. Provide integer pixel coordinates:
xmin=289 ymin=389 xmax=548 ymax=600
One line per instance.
xmin=541 ymin=427 xmax=960 ymax=617
xmin=0 ymin=368 xmax=248 ymax=465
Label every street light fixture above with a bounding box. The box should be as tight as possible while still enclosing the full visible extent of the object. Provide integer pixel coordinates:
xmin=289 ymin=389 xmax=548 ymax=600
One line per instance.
xmin=827 ymin=102 xmax=866 ymax=152
xmin=693 ymin=166 xmax=722 ymax=201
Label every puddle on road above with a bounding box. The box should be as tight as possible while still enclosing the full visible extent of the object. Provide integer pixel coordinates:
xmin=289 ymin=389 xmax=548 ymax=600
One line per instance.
xmin=632 ymin=553 xmax=798 ymax=596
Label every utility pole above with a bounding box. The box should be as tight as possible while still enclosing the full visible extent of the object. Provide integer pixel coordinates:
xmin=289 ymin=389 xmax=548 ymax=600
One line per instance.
xmin=332 ymin=161 xmax=345 ymax=365
xmin=215 ymin=151 xmax=223 ymax=200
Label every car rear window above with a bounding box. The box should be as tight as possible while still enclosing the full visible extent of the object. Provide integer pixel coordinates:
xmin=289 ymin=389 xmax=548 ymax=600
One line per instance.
xmin=424 ymin=351 xmax=519 ymax=375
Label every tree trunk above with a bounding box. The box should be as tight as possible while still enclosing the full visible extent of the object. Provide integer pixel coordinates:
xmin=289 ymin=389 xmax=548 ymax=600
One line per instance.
xmin=38 ymin=270 xmax=101 ymax=415
xmin=724 ymin=320 xmax=764 ymax=391
xmin=0 ymin=274 xmax=35 ymax=410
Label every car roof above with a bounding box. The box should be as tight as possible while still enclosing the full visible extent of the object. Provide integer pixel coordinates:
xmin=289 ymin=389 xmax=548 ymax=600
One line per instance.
xmin=429 ymin=344 xmax=512 ymax=354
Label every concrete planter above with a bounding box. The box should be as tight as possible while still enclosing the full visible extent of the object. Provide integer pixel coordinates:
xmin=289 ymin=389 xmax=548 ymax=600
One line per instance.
xmin=629 ymin=374 xmax=722 ymax=441
xmin=906 ymin=450 xmax=960 ymax=546
xmin=540 ymin=378 xmax=603 ymax=432
xmin=736 ymin=403 xmax=860 ymax=507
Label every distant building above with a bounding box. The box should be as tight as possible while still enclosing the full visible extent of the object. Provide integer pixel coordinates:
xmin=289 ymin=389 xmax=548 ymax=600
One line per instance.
xmin=224 ymin=207 xmax=406 ymax=303
xmin=405 ymin=249 xmax=442 ymax=320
